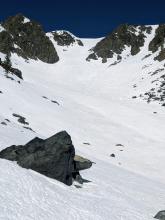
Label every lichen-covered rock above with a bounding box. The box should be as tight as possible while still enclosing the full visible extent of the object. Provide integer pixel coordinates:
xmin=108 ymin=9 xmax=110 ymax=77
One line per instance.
xmin=0 ymin=131 xmax=92 ymax=186
xmin=52 ymin=30 xmax=83 ymax=46
xmin=87 ymin=24 xmax=152 ymax=62
xmin=0 ymin=14 xmax=59 ymax=63
xmin=74 ymin=155 xmax=92 ymax=171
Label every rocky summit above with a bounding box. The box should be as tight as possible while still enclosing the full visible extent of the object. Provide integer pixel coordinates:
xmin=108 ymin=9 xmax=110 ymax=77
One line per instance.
xmin=87 ymin=24 xmax=165 ymax=63
xmin=0 ymin=14 xmax=59 ymax=63
xmin=0 ymin=131 xmax=92 ymax=186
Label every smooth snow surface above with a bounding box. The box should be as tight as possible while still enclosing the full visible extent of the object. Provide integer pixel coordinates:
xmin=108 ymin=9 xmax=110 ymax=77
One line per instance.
xmin=0 ymin=27 xmax=165 ymax=219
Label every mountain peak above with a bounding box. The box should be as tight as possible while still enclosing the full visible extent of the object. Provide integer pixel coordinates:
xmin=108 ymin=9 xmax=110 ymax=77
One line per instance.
xmin=86 ymin=24 xmax=155 ymax=63
xmin=3 ymin=13 xmax=31 ymax=27
xmin=0 ymin=14 xmax=59 ymax=63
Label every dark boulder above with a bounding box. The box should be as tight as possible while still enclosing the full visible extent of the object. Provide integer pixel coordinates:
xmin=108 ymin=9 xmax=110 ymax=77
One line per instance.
xmin=0 ymin=131 xmax=92 ymax=186
xmin=154 ymin=210 xmax=165 ymax=220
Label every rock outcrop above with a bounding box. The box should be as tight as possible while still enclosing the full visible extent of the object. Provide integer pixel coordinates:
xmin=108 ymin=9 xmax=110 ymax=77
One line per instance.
xmin=52 ymin=30 xmax=83 ymax=46
xmin=87 ymin=24 xmax=152 ymax=63
xmin=149 ymin=24 xmax=165 ymax=61
xmin=0 ymin=14 xmax=59 ymax=63
xmin=0 ymin=131 xmax=92 ymax=186
xmin=0 ymin=57 xmax=23 ymax=79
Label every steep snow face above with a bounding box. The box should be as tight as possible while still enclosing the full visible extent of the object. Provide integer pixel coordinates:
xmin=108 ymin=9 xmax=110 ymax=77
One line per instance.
xmin=0 ymin=27 xmax=165 ymax=220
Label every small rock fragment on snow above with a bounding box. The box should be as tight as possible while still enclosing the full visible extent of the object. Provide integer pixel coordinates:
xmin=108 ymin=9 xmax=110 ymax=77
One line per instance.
xmin=5 ymin=119 xmax=10 ymax=122
xmin=83 ymin=142 xmax=91 ymax=145
xmin=51 ymin=100 xmax=60 ymax=105
xmin=116 ymin=144 xmax=124 ymax=147
xmin=23 ymin=126 xmax=35 ymax=132
xmin=42 ymin=96 xmax=48 ymax=99
xmin=1 ymin=122 xmax=7 ymax=126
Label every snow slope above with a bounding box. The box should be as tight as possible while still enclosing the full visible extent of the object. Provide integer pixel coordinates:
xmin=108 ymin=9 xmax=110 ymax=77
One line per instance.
xmin=0 ymin=29 xmax=165 ymax=219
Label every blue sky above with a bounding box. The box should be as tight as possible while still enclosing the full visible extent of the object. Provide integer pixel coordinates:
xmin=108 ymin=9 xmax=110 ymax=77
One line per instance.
xmin=0 ymin=0 xmax=165 ymax=37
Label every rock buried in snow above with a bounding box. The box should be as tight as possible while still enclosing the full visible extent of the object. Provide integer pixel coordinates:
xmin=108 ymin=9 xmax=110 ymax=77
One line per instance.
xmin=12 ymin=113 xmax=29 ymax=125
xmin=0 ymin=131 xmax=92 ymax=186
xmin=154 ymin=210 xmax=165 ymax=220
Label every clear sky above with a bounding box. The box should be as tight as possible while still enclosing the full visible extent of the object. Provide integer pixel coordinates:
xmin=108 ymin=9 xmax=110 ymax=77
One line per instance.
xmin=0 ymin=0 xmax=165 ymax=38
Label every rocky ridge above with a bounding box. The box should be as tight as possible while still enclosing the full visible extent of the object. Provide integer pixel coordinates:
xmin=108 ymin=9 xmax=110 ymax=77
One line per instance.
xmin=87 ymin=24 xmax=165 ymax=63
xmin=0 ymin=14 xmax=59 ymax=63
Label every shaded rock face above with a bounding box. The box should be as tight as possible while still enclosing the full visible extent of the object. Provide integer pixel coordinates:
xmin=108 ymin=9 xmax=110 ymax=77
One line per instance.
xmin=52 ymin=31 xmax=84 ymax=46
xmin=0 ymin=30 xmax=13 ymax=54
xmin=154 ymin=210 xmax=165 ymax=220
xmin=0 ymin=14 xmax=59 ymax=63
xmin=149 ymin=25 xmax=165 ymax=61
xmin=87 ymin=24 xmax=152 ymax=62
xmin=0 ymin=131 xmax=92 ymax=186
